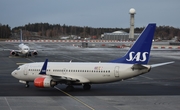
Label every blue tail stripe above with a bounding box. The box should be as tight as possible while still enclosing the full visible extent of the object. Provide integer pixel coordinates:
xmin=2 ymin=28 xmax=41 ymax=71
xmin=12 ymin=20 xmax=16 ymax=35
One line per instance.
xmin=110 ymin=23 xmax=156 ymax=64
xmin=39 ymin=59 xmax=48 ymax=75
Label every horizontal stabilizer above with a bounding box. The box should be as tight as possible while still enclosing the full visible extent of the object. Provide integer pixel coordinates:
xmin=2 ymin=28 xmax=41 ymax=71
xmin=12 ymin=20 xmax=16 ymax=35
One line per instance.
xmin=151 ymin=61 xmax=174 ymax=68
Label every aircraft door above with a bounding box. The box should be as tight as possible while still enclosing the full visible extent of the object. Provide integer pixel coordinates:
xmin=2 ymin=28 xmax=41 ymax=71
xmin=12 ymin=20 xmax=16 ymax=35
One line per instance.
xmin=62 ymin=68 xmax=67 ymax=75
xmin=23 ymin=65 xmax=28 ymax=75
xmin=114 ymin=66 xmax=119 ymax=77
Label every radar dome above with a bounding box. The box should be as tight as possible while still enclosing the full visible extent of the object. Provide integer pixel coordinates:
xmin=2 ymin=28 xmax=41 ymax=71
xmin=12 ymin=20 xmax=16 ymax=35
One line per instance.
xmin=129 ymin=8 xmax=136 ymax=14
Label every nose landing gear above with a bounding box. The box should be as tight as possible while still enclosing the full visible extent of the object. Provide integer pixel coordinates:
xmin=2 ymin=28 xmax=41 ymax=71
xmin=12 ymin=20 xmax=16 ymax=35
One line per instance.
xmin=25 ymin=82 xmax=29 ymax=88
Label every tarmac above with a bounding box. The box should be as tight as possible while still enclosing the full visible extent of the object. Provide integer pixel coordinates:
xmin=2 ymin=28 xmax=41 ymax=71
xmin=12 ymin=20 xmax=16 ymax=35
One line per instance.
xmin=0 ymin=42 xmax=180 ymax=110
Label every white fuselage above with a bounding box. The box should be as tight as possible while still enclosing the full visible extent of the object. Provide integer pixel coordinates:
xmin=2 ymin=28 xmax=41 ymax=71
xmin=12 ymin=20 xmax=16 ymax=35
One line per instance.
xmin=11 ymin=62 xmax=151 ymax=84
xmin=18 ymin=43 xmax=30 ymax=55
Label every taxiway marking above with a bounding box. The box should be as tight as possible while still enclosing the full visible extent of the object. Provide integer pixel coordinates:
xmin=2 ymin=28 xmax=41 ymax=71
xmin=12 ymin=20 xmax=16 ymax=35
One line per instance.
xmin=4 ymin=97 xmax=12 ymax=110
xmin=140 ymin=75 xmax=153 ymax=80
xmin=16 ymin=58 xmax=34 ymax=65
xmin=54 ymin=86 xmax=95 ymax=110
xmin=26 ymin=58 xmax=35 ymax=62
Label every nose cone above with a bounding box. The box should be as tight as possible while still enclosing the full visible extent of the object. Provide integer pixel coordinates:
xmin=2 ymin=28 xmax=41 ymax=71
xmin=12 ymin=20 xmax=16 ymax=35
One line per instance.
xmin=11 ymin=71 xmax=15 ymax=76
xmin=11 ymin=71 xmax=18 ymax=78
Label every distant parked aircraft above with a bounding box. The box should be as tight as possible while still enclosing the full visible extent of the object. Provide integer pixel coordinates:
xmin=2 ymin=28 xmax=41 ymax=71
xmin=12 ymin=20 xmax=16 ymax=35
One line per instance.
xmin=3 ymin=29 xmax=38 ymax=57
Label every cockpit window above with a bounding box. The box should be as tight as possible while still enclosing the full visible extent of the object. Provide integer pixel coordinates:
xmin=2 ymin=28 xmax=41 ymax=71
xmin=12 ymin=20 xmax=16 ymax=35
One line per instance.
xmin=24 ymin=48 xmax=29 ymax=50
xmin=16 ymin=68 xmax=20 ymax=70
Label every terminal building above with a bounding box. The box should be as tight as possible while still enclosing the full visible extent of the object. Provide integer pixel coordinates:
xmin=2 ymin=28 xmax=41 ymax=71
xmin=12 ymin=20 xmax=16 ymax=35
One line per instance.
xmin=101 ymin=30 xmax=140 ymax=41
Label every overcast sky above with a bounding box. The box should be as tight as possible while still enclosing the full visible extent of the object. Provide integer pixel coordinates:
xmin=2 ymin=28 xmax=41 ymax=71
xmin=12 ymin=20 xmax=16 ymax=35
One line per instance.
xmin=0 ymin=0 xmax=179 ymax=29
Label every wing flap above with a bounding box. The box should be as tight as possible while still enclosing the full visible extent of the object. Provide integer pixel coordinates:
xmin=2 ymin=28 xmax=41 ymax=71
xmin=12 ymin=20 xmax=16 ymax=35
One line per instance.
xmin=51 ymin=75 xmax=79 ymax=82
xmin=50 ymin=75 xmax=90 ymax=83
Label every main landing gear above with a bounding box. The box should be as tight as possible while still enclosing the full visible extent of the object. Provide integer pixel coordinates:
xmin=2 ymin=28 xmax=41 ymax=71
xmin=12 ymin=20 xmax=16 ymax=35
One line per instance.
xmin=25 ymin=53 xmax=31 ymax=58
xmin=83 ymin=84 xmax=91 ymax=90
xmin=65 ymin=83 xmax=91 ymax=92
xmin=66 ymin=85 xmax=74 ymax=92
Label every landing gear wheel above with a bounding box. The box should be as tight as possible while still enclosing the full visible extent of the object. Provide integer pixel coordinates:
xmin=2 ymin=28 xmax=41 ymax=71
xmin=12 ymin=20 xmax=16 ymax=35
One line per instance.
xmin=28 ymin=52 xmax=31 ymax=56
xmin=66 ymin=85 xmax=74 ymax=92
xmin=25 ymin=53 xmax=28 ymax=58
xmin=83 ymin=84 xmax=91 ymax=90
xmin=25 ymin=82 xmax=29 ymax=88
xmin=25 ymin=84 xmax=29 ymax=88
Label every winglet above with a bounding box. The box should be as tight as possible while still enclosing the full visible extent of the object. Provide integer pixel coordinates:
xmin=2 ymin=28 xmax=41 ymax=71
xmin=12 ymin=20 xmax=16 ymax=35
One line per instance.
xmin=110 ymin=23 xmax=156 ymax=64
xmin=39 ymin=59 xmax=48 ymax=75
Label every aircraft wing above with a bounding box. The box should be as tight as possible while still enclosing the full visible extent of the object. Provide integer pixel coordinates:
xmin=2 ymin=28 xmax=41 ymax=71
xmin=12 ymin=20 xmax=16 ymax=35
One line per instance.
xmin=29 ymin=49 xmax=55 ymax=52
xmin=3 ymin=49 xmax=15 ymax=51
xmin=2 ymin=49 xmax=11 ymax=51
xmin=28 ymin=48 xmax=39 ymax=51
xmin=50 ymin=74 xmax=90 ymax=83
xmin=151 ymin=61 xmax=174 ymax=68
xmin=3 ymin=49 xmax=21 ymax=53
xmin=29 ymin=50 xmax=38 ymax=52
xmin=2 ymin=49 xmax=17 ymax=51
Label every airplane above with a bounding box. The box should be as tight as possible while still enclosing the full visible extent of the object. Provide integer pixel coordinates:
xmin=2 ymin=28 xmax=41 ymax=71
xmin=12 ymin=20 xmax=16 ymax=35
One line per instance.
xmin=4 ymin=29 xmax=38 ymax=57
xmin=11 ymin=23 xmax=174 ymax=91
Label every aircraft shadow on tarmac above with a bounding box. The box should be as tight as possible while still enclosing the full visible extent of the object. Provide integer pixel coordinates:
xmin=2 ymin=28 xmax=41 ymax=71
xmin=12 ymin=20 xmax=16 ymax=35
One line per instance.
xmin=1 ymin=81 xmax=180 ymax=96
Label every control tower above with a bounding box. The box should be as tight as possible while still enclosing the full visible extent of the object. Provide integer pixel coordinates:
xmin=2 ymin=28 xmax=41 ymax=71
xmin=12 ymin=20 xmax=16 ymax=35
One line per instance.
xmin=129 ymin=8 xmax=136 ymax=39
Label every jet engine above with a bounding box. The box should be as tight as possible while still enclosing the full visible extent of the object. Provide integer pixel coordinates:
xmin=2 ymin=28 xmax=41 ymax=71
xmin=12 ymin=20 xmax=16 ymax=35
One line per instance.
xmin=32 ymin=50 xmax=38 ymax=55
xmin=34 ymin=76 xmax=57 ymax=88
xmin=10 ymin=50 xmax=16 ymax=55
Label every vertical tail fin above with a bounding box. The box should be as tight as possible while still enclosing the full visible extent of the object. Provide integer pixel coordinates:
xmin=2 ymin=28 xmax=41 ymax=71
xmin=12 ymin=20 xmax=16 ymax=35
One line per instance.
xmin=111 ymin=23 xmax=156 ymax=64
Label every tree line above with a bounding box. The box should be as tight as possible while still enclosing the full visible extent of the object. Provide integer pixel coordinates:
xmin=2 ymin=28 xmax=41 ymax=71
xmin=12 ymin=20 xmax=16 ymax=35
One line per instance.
xmin=0 ymin=24 xmax=11 ymax=39
xmin=1 ymin=22 xmax=180 ymax=40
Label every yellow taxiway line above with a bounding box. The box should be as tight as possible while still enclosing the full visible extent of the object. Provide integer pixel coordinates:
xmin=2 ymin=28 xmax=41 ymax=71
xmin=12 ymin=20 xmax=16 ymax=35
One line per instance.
xmin=54 ymin=86 xmax=95 ymax=110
